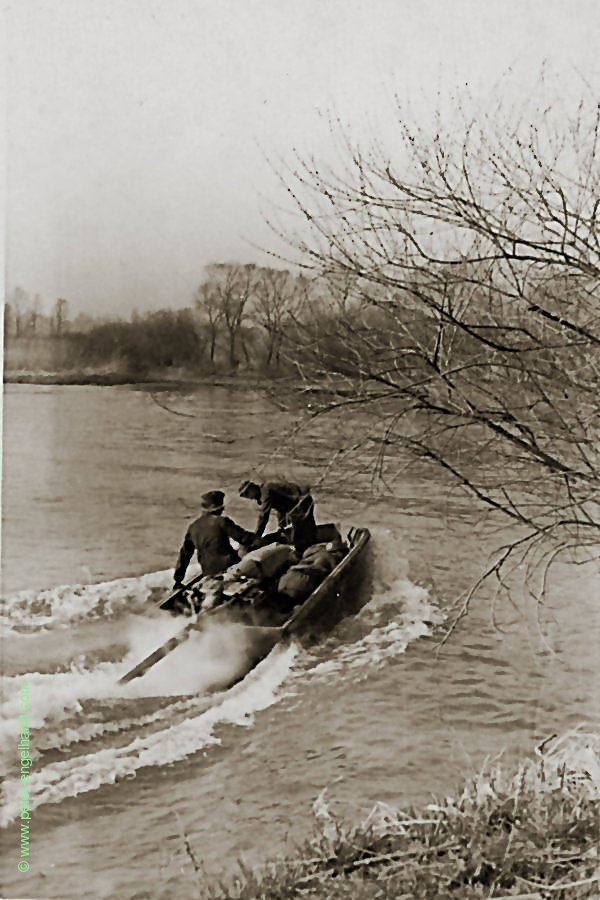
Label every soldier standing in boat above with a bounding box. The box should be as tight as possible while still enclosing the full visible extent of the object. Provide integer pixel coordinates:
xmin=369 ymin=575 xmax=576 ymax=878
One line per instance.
xmin=239 ymin=479 xmax=317 ymax=554
xmin=173 ymin=490 xmax=257 ymax=588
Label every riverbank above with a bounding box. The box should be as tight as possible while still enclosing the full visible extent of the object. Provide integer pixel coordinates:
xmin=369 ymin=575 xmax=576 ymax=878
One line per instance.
xmin=201 ymin=730 xmax=599 ymax=899
xmin=3 ymin=370 xmax=359 ymax=402
xmin=3 ymin=368 xmax=282 ymax=389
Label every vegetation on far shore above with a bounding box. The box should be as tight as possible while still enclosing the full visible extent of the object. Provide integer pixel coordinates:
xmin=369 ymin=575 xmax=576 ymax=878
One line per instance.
xmin=193 ymin=731 xmax=599 ymax=899
xmin=3 ymin=265 xmax=313 ymax=384
xmin=3 ymin=366 xmax=275 ymax=388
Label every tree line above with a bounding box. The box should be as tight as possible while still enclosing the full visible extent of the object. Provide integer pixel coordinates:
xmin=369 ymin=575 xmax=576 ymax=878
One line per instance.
xmin=4 ymin=266 xmax=319 ymax=377
xmin=4 ymin=290 xmax=70 ymax=338
xmin=6 ymin=264 xmax=449 ymax=379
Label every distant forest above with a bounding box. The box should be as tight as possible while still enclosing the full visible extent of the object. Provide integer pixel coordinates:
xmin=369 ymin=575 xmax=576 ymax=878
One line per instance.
xmin=3 ymin=264 xmax=337 ymax=379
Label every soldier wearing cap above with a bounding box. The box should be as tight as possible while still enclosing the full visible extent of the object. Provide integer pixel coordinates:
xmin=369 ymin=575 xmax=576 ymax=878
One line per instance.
xmin=239 ymin=479 xmax=316 ymax=554
xmin=173 ymin=490 xmax=257 ymax=587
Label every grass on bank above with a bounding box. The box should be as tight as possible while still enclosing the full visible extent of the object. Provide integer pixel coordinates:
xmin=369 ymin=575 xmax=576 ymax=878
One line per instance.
xmin=190 ymin=729 xmax=599 ymax=899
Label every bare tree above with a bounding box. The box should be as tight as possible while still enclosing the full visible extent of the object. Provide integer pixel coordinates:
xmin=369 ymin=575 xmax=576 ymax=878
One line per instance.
xmin=252 ymin=267 xmax=309 ymax=368
xmin=279 ymin=93 xmax=600 ymax=604
xmin=3 ymin=302 xmax=14 ymax=338
xmin=26 ymin=294 xmax=44 ymax=335
xmin=195 ymin=281 xmax=223 ymax=365
xmin=53 ymin=298 xmax=68 ymax=336
xmin=10 ymin=287 xmax=30 ymax=338
xmin=195 ymin=263 xmax=257 ymax=369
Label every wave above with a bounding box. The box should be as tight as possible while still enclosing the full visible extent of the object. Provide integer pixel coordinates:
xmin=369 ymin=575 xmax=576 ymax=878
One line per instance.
xmin=0 ymin=568 xmax=200 ymax=634
xmin=297 ymin=526 xmax=444 ymax=682
xmin=0 ymin=662 xmax=121 ymax=774
xmin=0 ymin=645 xmax=296 ymax=827
xmin=0 ymin=613 xmax=282 ymax=766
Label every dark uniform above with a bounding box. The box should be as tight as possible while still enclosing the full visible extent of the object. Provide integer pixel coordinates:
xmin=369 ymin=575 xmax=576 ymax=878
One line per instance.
xmin=254 ymin=481 xmax=314 ymax=537
xmin=174 ymin=512 xmax=256 ymax=582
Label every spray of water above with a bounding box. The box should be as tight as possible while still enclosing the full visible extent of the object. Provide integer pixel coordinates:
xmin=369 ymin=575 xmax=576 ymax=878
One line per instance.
xmin=120 ymin=616 xmax=283 ymax=697
xmin=0 ymin=644 xmax=297 ymax=827
xmin=1 ymin=568 xmax=183 ymax=633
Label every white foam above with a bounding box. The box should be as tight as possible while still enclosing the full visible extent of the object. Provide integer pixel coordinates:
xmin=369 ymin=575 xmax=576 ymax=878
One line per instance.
xmin=308 ymin=600 xmax=441 ymax=680
xmin=118 ymin=616 xmax=280 ymax=698
xmin=0 ymin=613 xmax=278 ymax=770
xmin=0 ymin=663 xmax=122 ymax=773
xmin=303 ymin=526 xmax=444 ymax=680
xmin=0 ymin=644 xmax=296 ymax=826
xmin=30 ymin=694 xmax=202 ymax=757
xmin=1 ymin=567 xmax=200 ymax=633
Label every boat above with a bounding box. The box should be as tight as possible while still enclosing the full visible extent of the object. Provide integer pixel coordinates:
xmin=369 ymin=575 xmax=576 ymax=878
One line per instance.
xmin=118 ymin=526 xmax=371 ymax=686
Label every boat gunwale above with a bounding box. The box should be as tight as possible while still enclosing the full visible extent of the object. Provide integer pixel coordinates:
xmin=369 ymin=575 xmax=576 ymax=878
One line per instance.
xmin=281 ymin=526 xmax=371 ymax=637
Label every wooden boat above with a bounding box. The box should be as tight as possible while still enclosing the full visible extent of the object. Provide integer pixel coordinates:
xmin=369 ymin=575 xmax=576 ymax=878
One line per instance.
xmin=119 ymin=527 xmax=371 ymax=686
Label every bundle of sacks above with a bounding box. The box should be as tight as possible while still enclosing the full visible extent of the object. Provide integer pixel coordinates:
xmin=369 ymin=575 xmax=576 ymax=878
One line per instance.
xmin=277 ymin=541 xmax=346 ymax=605
xmin=230 ymin=543 xmax=298 ymax=580
xmin=201 ymin=544 xmax=299 ymax=609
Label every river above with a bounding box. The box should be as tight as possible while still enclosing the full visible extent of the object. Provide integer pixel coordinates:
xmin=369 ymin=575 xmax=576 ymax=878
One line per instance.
xmin=1 ymin=383 xmax=599 ymax=899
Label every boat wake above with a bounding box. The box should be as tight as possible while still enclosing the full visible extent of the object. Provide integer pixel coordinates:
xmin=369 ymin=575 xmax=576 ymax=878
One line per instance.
xmin=1 ymin=527 xmax=441 ymax=825
xmin=1 ymin=568 xmax=185 ymax=634
xmin=292 ymin=527 xmax=445 ymax=684
xmin=0 ymin=645 xmax=297 ymax=828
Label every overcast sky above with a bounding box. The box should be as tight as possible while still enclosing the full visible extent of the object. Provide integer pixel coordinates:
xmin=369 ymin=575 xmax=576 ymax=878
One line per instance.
xmin=5 ymin=0 xmax=600 ymax=316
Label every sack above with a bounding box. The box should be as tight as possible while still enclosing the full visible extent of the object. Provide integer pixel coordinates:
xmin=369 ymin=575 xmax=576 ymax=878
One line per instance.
xmin=234 ymin=543 xmax=297 ymax=580
xmin=300 ymin=545 xmax=341 ymax=574
xmin=278 ymin=546 xmax=338 ymax=601
xmin=277 ymin=568 xmax=320 ymax=602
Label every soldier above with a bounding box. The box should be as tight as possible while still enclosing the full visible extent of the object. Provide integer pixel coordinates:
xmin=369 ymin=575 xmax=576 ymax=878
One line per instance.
xmin=173 ymin=490 xmax=257 ymax=587
xmin=239 ymin=479 xmax=317 ymax=554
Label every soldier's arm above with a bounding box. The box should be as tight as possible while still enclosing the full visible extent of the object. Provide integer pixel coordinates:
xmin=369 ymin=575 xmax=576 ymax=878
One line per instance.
xmin=223 ymin=517 xmax=257 ymax=548
xmin=174 ymin=532 xmax=195 ymax=584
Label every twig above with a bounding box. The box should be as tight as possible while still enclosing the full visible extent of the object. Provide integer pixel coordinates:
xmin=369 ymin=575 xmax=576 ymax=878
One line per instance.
xmin=294 ymin=839 xmax=461 ymax=885
xmin=515 ymin=872 xmax=600 ymax=892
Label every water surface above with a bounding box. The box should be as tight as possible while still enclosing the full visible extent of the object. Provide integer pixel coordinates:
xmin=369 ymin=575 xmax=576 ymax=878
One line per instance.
xmin=1 ymin=383 xmax=598 ymax=899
